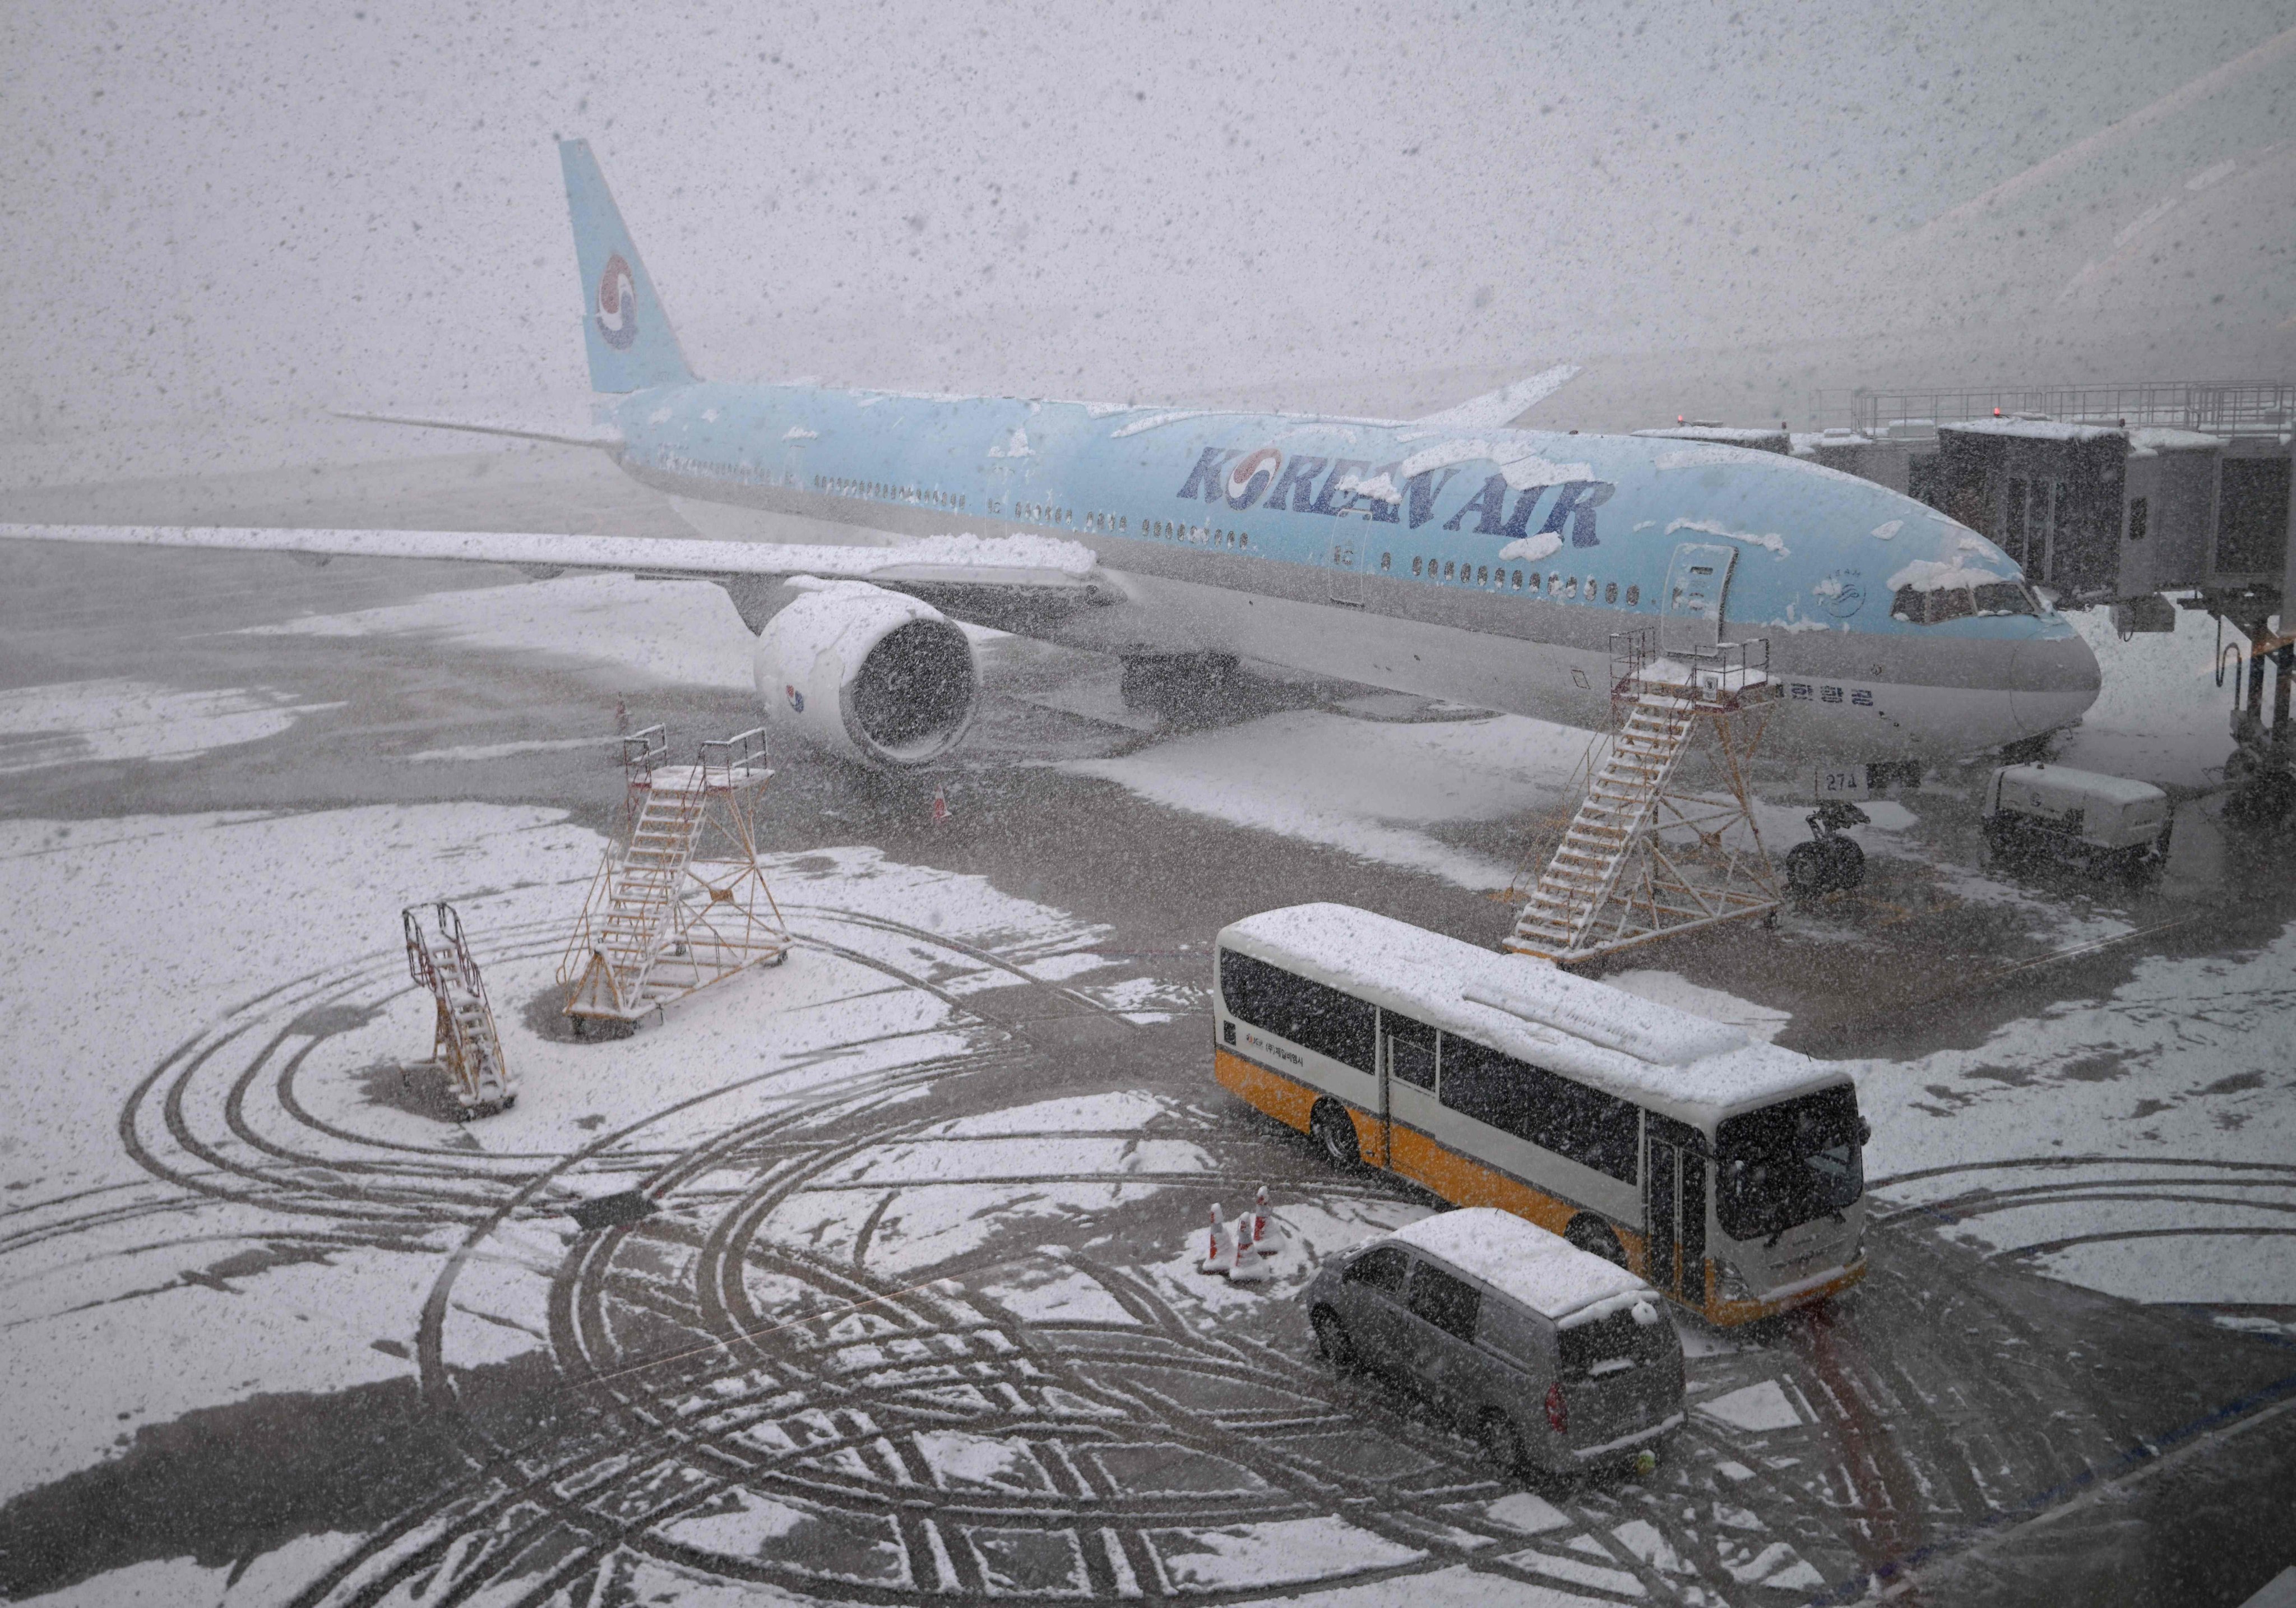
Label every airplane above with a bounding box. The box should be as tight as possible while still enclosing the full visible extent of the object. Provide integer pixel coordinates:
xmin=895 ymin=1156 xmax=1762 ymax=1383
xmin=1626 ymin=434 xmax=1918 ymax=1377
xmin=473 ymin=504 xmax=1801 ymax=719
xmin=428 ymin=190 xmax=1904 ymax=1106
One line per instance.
xmin=4 ymin=139 xmax=2100 ymax=771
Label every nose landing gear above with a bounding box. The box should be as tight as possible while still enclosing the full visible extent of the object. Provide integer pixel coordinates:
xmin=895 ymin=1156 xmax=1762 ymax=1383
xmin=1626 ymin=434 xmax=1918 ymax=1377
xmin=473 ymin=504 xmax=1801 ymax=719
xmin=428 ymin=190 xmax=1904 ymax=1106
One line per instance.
xmin=1785 ymin=801 xmax=1868 ymax=898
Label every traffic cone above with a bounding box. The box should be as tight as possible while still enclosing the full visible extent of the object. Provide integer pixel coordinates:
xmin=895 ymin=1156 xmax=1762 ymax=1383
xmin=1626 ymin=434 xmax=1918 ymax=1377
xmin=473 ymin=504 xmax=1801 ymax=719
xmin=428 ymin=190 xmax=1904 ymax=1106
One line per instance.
xmin=1226 ymin=1213 xmax=1272 ymax=1284
xmin=1197 ymin=1204 xmax=1234 ymax=1274
xmin=1249 ymin=1184 xmax=1275 ymax=1253
xmin=931 ymin=784 xmax=950 ymax=826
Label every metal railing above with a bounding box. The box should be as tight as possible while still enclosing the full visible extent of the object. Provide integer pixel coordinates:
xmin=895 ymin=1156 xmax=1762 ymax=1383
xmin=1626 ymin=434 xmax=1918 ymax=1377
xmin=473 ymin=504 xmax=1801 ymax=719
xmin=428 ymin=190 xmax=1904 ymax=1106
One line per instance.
xmin=621 ymin=723 xmax=670 ymax=776
xmin=1610 ymin=629 xmax=1771 ymax=701
xmin=699 ymin=727 xmax=771 ymax=789
xmin=404 ymin=900 xmax=487 ymax=1004
xmin=1808 ymin=382 xmax=2296 ymax=441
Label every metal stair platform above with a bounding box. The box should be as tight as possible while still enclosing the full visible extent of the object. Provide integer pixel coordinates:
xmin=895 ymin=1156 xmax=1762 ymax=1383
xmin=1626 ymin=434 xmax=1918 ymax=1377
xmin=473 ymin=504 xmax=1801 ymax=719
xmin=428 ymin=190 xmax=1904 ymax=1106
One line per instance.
xmin=559 ymin=726 xmax=791 ymax=1031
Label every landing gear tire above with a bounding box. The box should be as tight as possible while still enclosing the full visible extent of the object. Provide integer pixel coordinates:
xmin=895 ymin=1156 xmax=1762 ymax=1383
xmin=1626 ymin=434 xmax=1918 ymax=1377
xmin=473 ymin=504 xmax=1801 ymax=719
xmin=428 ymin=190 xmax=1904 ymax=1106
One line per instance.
xmin=1479 ymin=1412 xmax=1525 ymax=1477
xmin=1785 ymin=835 xmax=1864 ymax=897
xmin=1564 ymin=1214 xmax=1627 ymax=1268
xmin=1312 ymin=1306 xmax=1356 ymax=1374
xmin=1311 ymin=1101 xmax=1360 ymax=1169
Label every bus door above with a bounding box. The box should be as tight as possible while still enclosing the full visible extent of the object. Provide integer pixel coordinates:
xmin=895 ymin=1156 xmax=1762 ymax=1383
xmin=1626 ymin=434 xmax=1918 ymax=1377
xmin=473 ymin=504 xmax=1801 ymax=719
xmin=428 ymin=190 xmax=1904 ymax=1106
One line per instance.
xmin=1644 ymin=1114 xmax=1709 ymax=1303
xmin=1379 ymin=1010 xmax=1439 ymax=1180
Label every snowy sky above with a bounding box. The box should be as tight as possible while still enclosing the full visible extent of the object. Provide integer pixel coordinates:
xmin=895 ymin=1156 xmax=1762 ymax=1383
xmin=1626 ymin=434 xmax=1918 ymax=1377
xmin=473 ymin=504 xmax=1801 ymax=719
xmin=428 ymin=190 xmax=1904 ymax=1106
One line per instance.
xmin=5 ymin=0 xmax=2294 ymax=441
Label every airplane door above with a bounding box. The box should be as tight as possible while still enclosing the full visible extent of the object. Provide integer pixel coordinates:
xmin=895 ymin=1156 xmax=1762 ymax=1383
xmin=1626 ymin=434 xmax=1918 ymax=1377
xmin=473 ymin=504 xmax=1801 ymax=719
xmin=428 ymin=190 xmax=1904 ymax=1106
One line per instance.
xmin=1328 ymin=538 xmax=1365 ymax=607
xmin=1661 ymin=542 xmax=1737 ymax=655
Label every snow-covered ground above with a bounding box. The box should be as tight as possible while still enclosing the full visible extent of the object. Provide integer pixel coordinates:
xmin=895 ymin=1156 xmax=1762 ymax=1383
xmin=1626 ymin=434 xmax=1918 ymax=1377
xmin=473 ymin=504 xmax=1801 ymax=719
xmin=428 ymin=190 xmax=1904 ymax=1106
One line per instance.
xmin=0 ymin=678 xmax=337 ymax=773
xmin=0 ymin=805 xmax=1179 ymax=1503
xmin=1061 ymin=708 xmax=1591 ymax=891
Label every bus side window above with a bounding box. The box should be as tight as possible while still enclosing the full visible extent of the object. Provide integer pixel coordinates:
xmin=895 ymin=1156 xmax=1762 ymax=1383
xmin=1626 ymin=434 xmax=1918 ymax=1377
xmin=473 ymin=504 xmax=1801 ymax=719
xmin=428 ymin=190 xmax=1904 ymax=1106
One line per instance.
xmin=1439 ymin=1036 xmax=1640 ymax=1181
xmin=1218 ymin=949 xmax=1374 ymax=1072
xmin=1385 ymin=1010 xmax=1437 ymax=1088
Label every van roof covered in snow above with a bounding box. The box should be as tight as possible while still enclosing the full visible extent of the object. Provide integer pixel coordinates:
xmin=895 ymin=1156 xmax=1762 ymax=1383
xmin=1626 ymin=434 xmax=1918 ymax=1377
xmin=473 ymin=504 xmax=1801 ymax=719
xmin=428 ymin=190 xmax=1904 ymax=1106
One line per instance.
xmin=1993 ymin=762 xmax=2166 ymax=807
xmin=1216 ymin=903 xmax=1847 ymax=1125
xmin=1386 ymin=1207 xmax=1648 ymax=1320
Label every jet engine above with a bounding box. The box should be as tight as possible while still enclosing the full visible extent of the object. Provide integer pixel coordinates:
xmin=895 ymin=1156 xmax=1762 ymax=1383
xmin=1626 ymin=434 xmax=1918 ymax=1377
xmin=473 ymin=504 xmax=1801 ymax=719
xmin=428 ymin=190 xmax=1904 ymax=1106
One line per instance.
xmin=752 ymin=581 xmax=979 ymax=768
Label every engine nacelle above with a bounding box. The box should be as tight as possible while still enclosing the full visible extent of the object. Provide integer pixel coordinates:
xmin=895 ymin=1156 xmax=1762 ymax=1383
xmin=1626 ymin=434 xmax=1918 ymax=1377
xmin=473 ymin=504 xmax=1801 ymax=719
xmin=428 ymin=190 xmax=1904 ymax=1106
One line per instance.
xmin=752 ymin=581 xmax=979 ymax=768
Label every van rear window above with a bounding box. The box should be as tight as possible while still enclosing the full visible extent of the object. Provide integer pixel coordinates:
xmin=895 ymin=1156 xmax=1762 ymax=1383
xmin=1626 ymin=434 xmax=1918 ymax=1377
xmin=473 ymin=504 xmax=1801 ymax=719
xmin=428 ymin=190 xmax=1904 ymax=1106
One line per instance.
xmin=1556 ymin=1306 xmax=1672 ymax=1378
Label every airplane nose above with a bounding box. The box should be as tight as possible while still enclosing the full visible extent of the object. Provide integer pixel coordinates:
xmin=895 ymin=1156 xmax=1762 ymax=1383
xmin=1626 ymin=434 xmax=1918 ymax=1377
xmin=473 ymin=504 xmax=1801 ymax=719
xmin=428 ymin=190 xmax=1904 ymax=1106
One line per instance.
xmin=2008 ymin=632 xmax=2103 ymax=737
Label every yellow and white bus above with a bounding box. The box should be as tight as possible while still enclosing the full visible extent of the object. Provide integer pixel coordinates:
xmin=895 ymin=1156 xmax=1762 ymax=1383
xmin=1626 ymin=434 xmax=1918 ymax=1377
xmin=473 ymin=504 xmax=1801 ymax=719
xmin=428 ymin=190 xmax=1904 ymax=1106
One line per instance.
xmin=1213 ymin=903 xmax=1868 ymax=1325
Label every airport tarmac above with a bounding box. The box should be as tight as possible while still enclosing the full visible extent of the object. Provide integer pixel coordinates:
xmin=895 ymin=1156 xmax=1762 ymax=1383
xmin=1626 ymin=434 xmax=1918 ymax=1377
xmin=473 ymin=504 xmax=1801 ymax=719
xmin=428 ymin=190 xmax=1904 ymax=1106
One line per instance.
xmin=2 ymin=447 xmax=2294 ymax=1607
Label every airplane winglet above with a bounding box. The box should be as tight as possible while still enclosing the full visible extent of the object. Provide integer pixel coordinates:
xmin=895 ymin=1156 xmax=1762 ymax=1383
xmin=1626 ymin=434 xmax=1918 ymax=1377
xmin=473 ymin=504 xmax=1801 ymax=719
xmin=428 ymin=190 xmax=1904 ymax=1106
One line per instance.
xmin=1410 ymin=363 xmax=1582 ymax=433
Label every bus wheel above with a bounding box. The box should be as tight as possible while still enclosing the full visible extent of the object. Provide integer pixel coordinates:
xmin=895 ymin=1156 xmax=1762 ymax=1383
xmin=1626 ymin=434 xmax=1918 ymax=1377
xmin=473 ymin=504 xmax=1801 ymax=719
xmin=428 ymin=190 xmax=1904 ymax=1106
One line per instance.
xmin=1478 ymin=1411 xmax=1525 ymax=1476
xmin=1565 ymin=1215 xmax=1626 ymax=1267
xmin=1311 ymin=1306 xmax=1355 ymax=1373
xmin=1311 ymin=1102 xmax=1360 ymax=1168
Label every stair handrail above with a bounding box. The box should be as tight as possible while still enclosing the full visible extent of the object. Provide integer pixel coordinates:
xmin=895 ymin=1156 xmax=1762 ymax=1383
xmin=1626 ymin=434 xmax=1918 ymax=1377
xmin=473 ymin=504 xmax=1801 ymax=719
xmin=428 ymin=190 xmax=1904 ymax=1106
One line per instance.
xmin=622 ymin=723 xmax=670 ymax=777
xmin=699 ymin=727 xmax=770 ymax=789
xmin=403 ymin=904 xmax=442 ymax=994
xmin=431 ymin=901 xmax=490 ymax=1005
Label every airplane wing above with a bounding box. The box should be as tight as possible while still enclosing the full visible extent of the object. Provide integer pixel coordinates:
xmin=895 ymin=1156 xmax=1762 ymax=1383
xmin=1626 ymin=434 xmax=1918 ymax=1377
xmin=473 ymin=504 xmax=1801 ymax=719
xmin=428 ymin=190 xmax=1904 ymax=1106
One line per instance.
xmin=328 ymin=407 xmax=624 ymax=450
xmin=0 ymin=523 xmax=1119 ymax=632
xmin=1408 ymin=363 xmax=1582 ymax=433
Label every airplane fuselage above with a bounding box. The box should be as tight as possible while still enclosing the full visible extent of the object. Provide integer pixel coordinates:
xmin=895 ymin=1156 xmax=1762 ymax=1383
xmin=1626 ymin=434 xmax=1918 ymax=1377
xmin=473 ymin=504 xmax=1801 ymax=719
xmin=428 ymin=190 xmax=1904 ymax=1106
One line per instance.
xmin=601 ymin=380 xmax=2101 ymax=758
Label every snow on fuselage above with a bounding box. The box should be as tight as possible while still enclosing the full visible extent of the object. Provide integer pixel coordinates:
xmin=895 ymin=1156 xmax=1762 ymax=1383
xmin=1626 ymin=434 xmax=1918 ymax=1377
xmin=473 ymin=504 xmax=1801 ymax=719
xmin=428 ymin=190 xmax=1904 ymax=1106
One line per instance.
xmin=609 ymin=382 xmax=2101 ymax=759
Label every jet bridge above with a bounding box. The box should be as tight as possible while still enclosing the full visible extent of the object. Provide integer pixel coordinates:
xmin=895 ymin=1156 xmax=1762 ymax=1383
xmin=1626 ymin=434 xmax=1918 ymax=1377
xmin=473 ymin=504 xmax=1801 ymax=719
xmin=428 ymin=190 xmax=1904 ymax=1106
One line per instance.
xmin=1798 ymin=382 xmax=2296 ymax=801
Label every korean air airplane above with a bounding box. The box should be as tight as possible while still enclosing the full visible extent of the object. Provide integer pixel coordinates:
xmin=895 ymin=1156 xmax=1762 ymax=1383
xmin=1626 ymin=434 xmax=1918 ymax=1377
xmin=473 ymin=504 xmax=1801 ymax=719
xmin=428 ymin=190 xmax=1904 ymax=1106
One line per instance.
xmin=5 ymin=140 xmax=2101 ymax=769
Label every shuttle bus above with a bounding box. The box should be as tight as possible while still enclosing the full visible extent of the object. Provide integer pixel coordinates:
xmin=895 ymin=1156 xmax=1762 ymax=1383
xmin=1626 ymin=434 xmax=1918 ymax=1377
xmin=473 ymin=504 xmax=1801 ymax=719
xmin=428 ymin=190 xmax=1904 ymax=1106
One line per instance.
xmin=1213 ymin=903 xmax=1868 ymax=1325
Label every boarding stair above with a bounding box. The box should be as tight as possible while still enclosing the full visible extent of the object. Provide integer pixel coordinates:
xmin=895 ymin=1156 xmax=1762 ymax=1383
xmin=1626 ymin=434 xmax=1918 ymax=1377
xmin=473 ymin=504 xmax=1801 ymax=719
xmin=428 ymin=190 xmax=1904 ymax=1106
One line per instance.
xmin=1504 ymin=633 xmax=1783 ymax=964
xmin=561 ymin=726 xmax=790 ymax=1032
xmin=1508 ymin=685 xmax=1701 ymax=956
xmin=403 ymin=900 xmax=515 ymax=1112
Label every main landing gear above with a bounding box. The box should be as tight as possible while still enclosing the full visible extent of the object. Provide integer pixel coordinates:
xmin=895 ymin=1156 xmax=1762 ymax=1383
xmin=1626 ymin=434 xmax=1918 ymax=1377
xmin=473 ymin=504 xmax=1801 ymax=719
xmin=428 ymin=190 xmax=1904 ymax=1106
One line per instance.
xmin=1785 ymin=801 xmax=1868 ymax=899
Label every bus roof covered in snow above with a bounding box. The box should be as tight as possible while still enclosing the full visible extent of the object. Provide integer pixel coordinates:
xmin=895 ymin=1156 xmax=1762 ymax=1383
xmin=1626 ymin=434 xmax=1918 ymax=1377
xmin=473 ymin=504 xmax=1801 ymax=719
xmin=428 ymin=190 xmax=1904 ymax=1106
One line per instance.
xmin=1216 ymin=903 xmax=1846 ymax=1126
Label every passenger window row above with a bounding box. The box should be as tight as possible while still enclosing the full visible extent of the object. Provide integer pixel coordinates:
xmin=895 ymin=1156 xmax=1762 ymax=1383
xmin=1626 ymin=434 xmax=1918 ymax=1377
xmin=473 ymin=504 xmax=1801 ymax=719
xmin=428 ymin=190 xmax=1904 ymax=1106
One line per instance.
xmin=1220 ymin=952 xmax=1640 ymax=1183
xmin=1137 ymin=517 xmax=1249 ymax=548
xmin=817 ymin=474 xmax=966 ymax=511
xmin=1405 ymin=555 xmax=1639 ymax=604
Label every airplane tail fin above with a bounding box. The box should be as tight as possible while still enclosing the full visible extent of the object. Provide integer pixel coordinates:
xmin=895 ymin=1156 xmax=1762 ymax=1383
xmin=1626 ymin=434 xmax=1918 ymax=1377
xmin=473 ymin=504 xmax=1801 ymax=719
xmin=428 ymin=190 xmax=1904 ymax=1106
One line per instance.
xmin=558 ymin=138 xmax=696 ymax=393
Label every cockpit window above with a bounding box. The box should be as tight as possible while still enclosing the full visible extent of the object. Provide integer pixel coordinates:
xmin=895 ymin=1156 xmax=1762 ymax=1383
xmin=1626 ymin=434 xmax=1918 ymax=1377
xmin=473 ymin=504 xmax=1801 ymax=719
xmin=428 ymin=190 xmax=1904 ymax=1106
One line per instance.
xmin=1891 ymin=581 xmax=2040 ymax=623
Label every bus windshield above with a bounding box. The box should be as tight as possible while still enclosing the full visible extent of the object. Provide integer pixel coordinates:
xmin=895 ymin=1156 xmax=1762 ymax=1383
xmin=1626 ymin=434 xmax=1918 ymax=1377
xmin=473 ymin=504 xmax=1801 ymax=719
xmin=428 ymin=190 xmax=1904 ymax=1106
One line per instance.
xmin=1714 ymin=1086 xmax=1864 ymax=1242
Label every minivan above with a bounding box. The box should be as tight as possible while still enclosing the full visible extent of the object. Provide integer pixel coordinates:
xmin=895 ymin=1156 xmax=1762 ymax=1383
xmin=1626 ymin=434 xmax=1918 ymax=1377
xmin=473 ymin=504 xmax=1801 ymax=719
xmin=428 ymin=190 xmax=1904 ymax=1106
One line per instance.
xmin=1304 ymin=1207 xmax=1686 ymax=1475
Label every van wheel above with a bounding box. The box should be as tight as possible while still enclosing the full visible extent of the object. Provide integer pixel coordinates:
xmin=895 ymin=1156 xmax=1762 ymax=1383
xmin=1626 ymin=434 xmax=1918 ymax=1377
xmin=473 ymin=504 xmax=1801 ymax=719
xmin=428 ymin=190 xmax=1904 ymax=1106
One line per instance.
xmin=1311 ymin=1306 xmax=1355 ymax=1373
xmin=1478 ymin=1411 xmax=1525 ymax=1476
xmin=1565 ymin=1216 xmax=1627 ymax=1267
xmin=1311 ymin=1102 xmax=1360 ymax=1168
